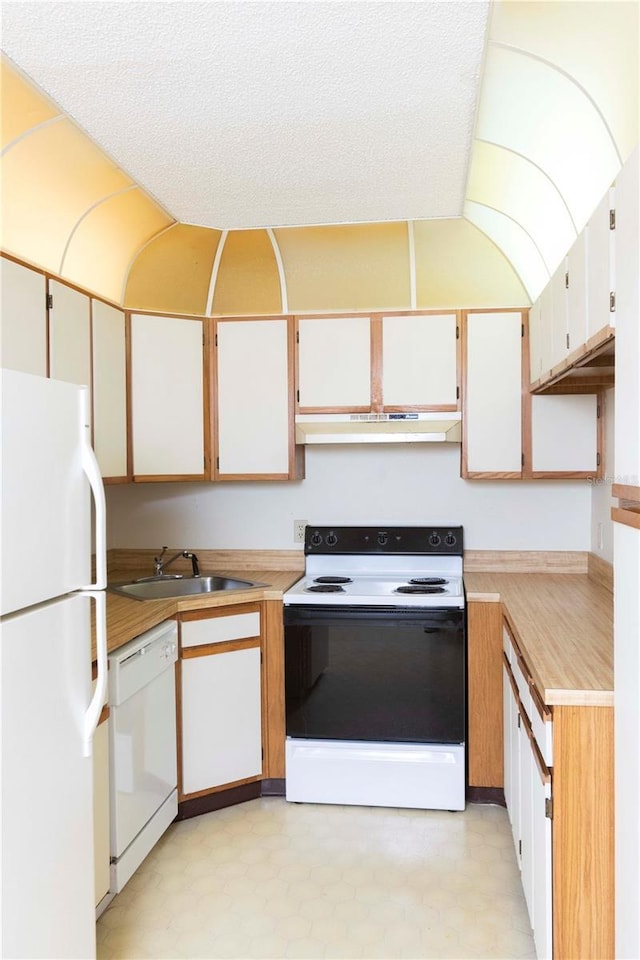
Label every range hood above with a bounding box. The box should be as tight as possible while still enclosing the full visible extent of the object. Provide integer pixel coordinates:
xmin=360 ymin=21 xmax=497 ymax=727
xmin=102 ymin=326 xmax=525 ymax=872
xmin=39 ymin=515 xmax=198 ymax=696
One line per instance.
xmin=295 ymin=412 xmax=462 ymax=445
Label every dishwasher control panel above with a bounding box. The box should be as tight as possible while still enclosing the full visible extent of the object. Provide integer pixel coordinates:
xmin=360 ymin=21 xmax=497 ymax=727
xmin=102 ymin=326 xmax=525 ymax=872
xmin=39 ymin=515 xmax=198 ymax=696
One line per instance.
xmin=108 ymin=620 xmax=178 ymax=707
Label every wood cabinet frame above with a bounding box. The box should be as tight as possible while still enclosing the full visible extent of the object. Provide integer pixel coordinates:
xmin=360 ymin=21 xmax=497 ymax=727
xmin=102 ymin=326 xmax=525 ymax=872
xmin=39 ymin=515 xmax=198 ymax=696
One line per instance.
xmin=612 ymin=483 xmax=640 ymax=529
xmin=461 ymin=309 xmax=604 ymax=480
xmin=294 ymin=309 xmax=462 ymax=415
xmin=211 ymin=314 xmax=304 ymax=481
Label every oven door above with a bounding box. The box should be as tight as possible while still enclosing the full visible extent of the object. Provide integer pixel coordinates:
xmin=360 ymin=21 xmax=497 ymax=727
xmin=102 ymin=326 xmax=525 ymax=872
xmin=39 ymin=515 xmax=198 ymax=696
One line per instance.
xmin=284 ymin=604 xmax=465 ymax=744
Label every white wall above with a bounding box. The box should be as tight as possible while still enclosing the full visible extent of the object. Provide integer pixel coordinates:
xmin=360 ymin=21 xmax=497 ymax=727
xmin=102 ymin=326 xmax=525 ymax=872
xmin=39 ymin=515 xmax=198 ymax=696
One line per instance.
xmin=590 ymin=388 xmax=615 ymax=563
xmin=106 ymin=444 xmax=592 ymax=551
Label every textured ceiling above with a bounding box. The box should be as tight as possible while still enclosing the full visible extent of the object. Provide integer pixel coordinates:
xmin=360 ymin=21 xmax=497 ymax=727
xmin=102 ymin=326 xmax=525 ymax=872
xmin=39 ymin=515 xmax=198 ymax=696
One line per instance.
xmin=0 ymin=1 xmax=489 ymax=230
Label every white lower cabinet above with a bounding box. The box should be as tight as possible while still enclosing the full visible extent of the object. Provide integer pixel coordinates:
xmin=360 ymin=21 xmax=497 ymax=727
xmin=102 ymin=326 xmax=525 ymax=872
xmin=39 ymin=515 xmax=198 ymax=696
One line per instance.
xmin=180 ymin=608 xmax=263 ymax=797
xmin=503 ymin=645 xmax=553 ymax=959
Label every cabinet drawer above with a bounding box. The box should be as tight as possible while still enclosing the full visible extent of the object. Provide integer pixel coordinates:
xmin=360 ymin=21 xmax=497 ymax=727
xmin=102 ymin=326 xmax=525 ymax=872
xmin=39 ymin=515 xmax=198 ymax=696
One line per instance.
xmin=181 ymin=612 xmax=261 ymax=648
xmin=529 ymin=692 xmax=553 ymax=767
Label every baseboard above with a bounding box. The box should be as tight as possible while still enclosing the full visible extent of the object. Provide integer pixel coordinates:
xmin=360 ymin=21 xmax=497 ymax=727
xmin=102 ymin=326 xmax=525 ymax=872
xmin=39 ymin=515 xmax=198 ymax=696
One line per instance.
xmin=177 ymin=781 xmax=261 ymax=819
xmin=466 ymin=786 xmax=506 ymax=806
xmin=261 ymin=778 xmax=286 ymax=796
xmin=588 ymin=551 xmax=613 ymax=593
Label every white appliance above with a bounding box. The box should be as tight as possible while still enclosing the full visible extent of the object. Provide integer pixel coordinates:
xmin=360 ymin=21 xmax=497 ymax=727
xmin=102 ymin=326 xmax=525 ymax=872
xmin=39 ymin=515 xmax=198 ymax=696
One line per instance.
xmin=1 ymin=369 xmax=107 ymax=960
xmin=283 ymin=525 xmax=466 ymax=811
xmin=108 ymin=620 xmax=178 ymax=893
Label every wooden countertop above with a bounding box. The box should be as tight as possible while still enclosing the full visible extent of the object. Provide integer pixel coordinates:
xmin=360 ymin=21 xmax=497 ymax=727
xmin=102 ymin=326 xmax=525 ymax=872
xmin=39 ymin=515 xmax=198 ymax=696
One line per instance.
xmin=96 ymin=569 xmax=302 ymax=658
xmin=465 ymin=573 xmax=613 ymax=708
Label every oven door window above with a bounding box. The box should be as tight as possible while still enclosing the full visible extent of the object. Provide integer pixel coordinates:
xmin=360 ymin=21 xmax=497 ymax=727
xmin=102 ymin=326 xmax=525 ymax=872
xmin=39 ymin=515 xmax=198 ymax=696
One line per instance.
xmin=284 ymin=606 xmax=465 ymax=744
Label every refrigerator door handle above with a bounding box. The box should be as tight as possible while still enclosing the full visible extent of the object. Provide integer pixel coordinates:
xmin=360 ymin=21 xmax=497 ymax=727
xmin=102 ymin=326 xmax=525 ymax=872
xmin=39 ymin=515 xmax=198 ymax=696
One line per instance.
xmin=77 ymin=385 xmax=107 ymax=590
xmin=81 ymin=590 xmax=107 ymax=758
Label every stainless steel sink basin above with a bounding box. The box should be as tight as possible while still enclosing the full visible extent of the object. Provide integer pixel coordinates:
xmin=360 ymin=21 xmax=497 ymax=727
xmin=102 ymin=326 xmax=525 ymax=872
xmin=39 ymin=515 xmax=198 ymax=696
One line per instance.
xmin=109 ymin=575 xmax=265 ymax=601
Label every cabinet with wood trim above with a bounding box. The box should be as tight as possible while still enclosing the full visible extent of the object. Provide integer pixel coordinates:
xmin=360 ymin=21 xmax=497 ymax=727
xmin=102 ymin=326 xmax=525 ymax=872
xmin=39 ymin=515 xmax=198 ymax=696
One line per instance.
xmin=467 ymin=600 xmax=503 ymax=790
xmin=178 ymin=604 xmax=263 ymax=800
xmin=296 ymin=311 xmax=459 ymax=412
xmin=130 ymin=313 xmax=207 ymax=481
xmin=214 ymin=316 xmax=304 ymax=480
xmin=529 ymin=181 xmax=615 ymax=392
xmin=463 ymin=310 xmax=602 ymax=479
xmin=92 ymin=300 xmax=128 ymax=481
xmin=0 ymin=257 xmax=47 ymax=376
xmin=501 ymin=619 xmax=613 ymax=960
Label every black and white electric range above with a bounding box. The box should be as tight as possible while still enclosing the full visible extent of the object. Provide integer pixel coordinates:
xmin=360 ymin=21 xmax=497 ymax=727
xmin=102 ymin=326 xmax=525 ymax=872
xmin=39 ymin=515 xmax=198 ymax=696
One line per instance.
xmin=283 ymin=525 xmax=465 ymax=811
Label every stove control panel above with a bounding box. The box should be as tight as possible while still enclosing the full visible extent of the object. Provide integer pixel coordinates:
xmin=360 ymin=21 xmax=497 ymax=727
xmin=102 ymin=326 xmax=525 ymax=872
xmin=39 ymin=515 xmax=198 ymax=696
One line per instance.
xmin=304 ymin=526 xmax=463 ymax=556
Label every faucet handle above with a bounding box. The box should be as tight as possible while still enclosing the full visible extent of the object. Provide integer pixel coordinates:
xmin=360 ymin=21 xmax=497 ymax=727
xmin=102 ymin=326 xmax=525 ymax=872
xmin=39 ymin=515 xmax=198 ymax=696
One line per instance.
xmin=153 ymin=546 xmax=168 ymax=574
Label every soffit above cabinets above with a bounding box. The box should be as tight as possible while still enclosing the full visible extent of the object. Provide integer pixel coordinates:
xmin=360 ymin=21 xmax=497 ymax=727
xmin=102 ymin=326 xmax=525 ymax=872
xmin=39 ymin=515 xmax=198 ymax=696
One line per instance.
xmin=0 ymin=0 xmax=489 ymax=230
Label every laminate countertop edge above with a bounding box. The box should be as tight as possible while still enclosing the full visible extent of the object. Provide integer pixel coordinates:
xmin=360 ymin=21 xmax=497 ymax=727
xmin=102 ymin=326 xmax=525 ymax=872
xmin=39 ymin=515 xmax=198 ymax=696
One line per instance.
xmin=465 ymin=574 xmax=613 ymax=709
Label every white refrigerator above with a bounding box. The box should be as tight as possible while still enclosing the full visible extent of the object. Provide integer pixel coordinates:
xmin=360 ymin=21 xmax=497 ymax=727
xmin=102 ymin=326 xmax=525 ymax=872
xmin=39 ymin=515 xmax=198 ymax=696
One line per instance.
xmin=1 ymin=369 xmax=107 ymax=959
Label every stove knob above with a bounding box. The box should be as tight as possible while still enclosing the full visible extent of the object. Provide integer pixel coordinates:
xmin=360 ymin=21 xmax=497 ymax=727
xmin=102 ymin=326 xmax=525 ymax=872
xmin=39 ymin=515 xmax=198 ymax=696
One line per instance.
xmin=325 ymin=532 xmax=338 ymax=547
xmin=377 ymin=533 xmax=388 ymax=546
xmin=445 ymin=532 xmax=457 ymax=546
xmin=310 ymin=531 xmax=323 ymax=547
xmin=429 ymin=533 xmax=441 ymax=546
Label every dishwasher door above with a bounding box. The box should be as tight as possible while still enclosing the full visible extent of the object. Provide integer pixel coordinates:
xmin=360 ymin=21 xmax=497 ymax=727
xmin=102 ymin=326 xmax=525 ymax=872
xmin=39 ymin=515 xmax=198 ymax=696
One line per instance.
xmin=108 ymin=619 xmax=178 ymax=891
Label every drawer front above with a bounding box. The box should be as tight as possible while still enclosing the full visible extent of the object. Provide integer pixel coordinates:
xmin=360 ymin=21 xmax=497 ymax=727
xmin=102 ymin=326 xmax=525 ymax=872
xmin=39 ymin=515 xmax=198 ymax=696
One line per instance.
xmin=181 ymin=612 xmax=261 ymax=648
xmin=530 ymin=700 xmax=553 ymax=767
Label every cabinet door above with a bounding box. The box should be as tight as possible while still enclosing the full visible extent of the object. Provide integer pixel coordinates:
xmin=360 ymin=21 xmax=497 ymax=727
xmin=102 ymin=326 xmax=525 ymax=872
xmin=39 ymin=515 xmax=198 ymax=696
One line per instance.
xmin=464 ymin=311 xmax=522 ymax=476
xmin=92 ymin=301 xmax=127 ymax=480
xmin=613 ymin=149 xmax=639 ymax=486
xmin=519 ymin=722 xmax=535 ymax=928
xmin=567 ymin=228 xmax=588 ymax=354
xmin=130 ymin=314 xmax=205 ymax=479
xmin=216 ymin=317 xmax=294 ymax=478
xmin=549 ymin=262 xmax=568 ymax=370
xmin=503 ymin=667 xmax=513 ymax=816
xmin=49 ymin=280 xmax=91 ymax=388
xmin=587 ymin=187 xmax=615 ymax=340
xmin=531 ymin=756 xmax=553 ymax=960
xmin=92 ymin=717 xmax=110 ymax=909
xmin=0 ymin=258 xmax=47 ymax=376
xmin=530 ymin=394 xmax=599 ymax=476
xmin=381 ymin=313 xmax=458 ymax=409
xmin=181 ymin=647 xmax=262 ymax=795
xmin=297 ymin=316 xmax=371 ymax=409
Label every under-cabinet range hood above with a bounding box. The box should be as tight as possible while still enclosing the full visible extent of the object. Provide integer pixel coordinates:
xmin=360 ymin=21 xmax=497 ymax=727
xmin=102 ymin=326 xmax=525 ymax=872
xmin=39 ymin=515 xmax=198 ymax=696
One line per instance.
xmin=295 ymin=412 xmax=462 ymax=445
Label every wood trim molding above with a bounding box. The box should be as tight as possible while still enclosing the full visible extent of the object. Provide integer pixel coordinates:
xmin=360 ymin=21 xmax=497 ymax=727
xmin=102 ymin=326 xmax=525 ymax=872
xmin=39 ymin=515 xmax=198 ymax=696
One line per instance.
xmin=263 ymin=599 xmax=286 ymax=779
xmin=464 ymin=550 xmax=589 ymax=574
xmin=612 ymin=505 xmax=640 ymax=530
xmin=587 ymin=552 xmax=613 ymax=593
xmin=181 ymin=636 xmax=261 ymax=659
xmin=612 ymin=482 xmax=640 ymax=502
xmin=532 ymin=326 xmax=615 ymax=395
xmin=370 ymin=315 xmax=382 ymax=413
xmin=552 ymin=705 xmax=614 ymax=960
xmin=467 ymin=601 xmax=503 ymax=788
xmin=180 ymin=773 xmax=263 ymax=803
xmin=132 ymin=473 xmax=206 ymax=483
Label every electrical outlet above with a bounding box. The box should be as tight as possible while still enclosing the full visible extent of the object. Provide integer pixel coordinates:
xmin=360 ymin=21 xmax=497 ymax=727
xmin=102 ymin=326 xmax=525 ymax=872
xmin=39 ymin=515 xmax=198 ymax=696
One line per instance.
xmin=294 ymin=520 xmax=307 ymax=543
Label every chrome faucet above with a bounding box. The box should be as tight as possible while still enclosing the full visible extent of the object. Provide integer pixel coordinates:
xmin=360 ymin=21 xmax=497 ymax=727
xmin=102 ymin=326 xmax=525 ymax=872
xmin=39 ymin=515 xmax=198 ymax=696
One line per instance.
xmin=153 ymin=547 xmax=200 ymax=578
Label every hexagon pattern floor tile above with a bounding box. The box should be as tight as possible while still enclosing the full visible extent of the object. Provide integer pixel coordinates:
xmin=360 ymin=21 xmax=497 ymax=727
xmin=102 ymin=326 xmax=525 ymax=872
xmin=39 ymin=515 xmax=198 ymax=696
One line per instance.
xmin=97 ymin=798 xmax=536 ymax=959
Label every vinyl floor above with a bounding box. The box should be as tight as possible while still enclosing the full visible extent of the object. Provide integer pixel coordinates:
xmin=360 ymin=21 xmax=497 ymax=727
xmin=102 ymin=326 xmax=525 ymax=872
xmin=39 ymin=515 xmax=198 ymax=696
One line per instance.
xmin=97 ymin=797 xmax=536 ymax=959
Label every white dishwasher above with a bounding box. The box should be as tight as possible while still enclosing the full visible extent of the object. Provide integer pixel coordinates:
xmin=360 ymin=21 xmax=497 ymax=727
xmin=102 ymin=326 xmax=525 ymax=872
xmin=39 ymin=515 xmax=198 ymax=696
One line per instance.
xmin=108 ymin=619 xmax=178 ymax=892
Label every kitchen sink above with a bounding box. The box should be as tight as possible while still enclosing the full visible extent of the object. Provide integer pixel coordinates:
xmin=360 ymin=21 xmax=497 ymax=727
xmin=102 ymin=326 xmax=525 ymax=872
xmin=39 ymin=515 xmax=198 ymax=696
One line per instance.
xmin=109 ymin=575 xmax=266 ymax=601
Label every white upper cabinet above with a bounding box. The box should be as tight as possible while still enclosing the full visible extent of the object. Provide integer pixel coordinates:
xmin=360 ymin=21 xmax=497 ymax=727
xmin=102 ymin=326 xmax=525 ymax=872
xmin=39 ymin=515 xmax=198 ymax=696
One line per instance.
xmin=216 ymin=317 xmax=298 ymax=478
xmin=531 ymin=394 xmax=599 ymax=475
xmin=92 ymin=301 xmax=128 ymax=480
xmin=48 ymin=280 xmax=91 ymax=388
xmin=587 ymin=187 xmax=615 ymax=339
xmin=549 ymin=262 xmax=568 ymax=370
xmin=530 ymin=283 xmax=554 ymax=384
xmin=297 ymin=316 xmax=371 ymax=409
xmin=464 ymin=311 xmax=523 ymax=475
xmin=0 ymin=258 xmax=47 ymax=376
xmin=566 ymin=228 xmax=588 ymax=354
xmin=381 ymin=313 xmax=458 ymax=408
xmin=613 ymin=148 xmax=639 ymax=486
xmin=130 ymin=314 xmax=205 ymax=478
